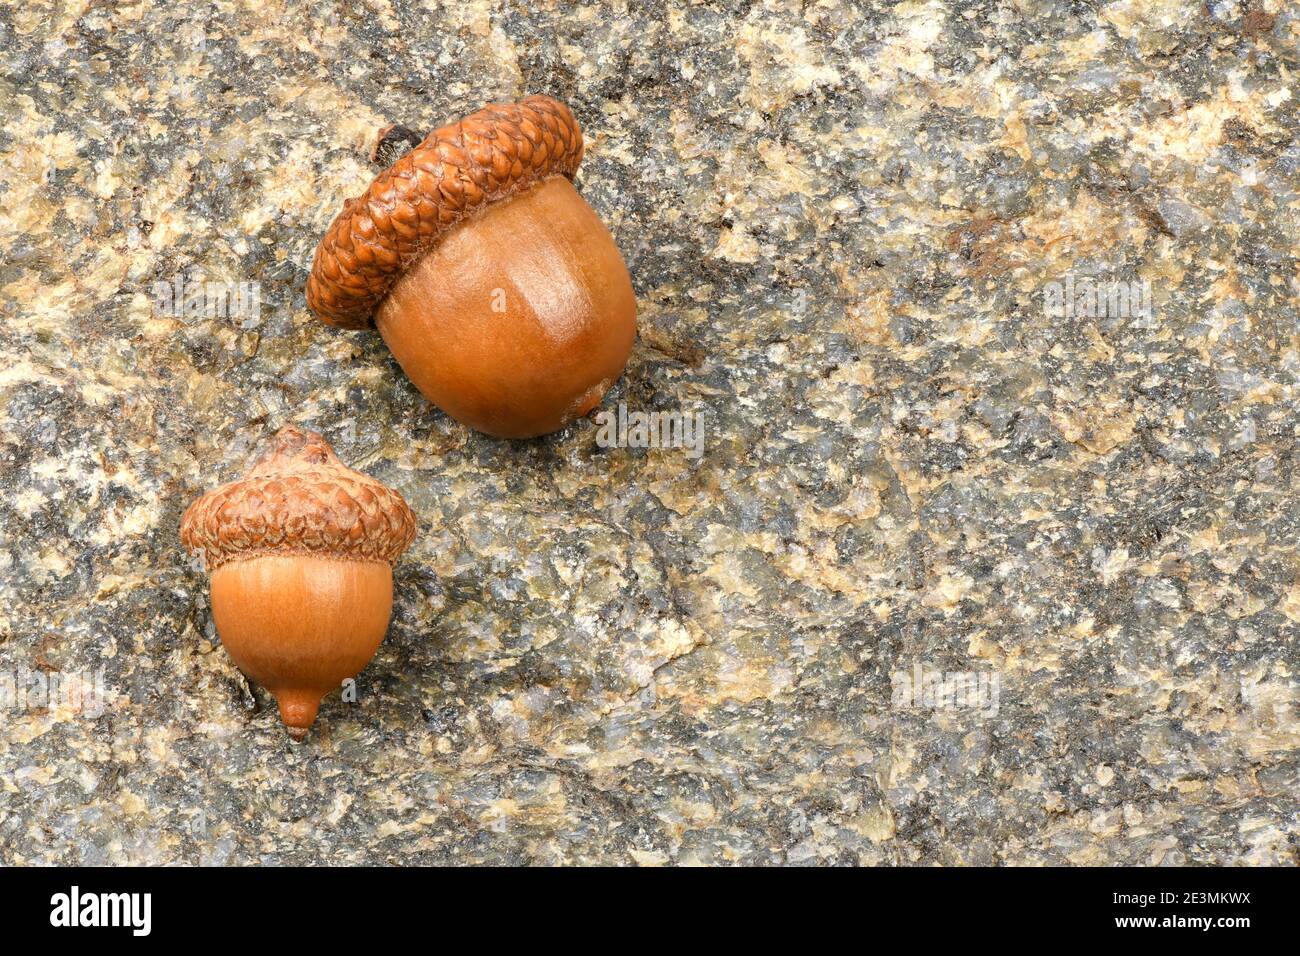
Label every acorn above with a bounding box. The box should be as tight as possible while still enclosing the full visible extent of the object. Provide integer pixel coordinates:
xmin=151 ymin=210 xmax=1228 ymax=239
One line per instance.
xmin=306 ymin=94 xmax=637 ymax=439
xmin=180 ymin=426 xmax=416 ymax=740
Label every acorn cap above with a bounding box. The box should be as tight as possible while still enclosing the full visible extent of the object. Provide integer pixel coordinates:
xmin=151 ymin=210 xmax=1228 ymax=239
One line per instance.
xmin=180 ymin=426 xmax=416 ymax=571
xmin=306 ymin=94 xmax=585 ymax=329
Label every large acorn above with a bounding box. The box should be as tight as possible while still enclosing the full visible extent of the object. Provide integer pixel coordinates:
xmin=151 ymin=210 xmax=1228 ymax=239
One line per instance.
xmin=306 ymin=94 xmax=637 ymax=439
xmin=180 ymin=426 xmax=416 ymax=740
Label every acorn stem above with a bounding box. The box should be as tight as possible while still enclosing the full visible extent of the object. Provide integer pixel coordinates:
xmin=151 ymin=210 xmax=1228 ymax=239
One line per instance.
xmin=276 ymin=689 xmax=323 ymax=741
xmin=371 ymin=124 xmax=425 ymax=167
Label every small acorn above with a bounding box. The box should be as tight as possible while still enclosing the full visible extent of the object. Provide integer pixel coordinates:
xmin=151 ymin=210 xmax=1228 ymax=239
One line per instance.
xmin=180 ymin=426 xmax=416 ymax=740
xmin=306 ymin=94 xmax=637 ymax=439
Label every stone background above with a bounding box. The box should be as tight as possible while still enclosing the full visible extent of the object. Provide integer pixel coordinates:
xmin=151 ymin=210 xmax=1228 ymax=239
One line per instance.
xmin=1 ymin=0 xmax=1297 ymax=864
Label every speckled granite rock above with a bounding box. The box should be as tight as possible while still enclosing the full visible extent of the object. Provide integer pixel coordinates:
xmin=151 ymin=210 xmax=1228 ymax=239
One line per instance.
xmin=1 ymin=0 xmax=1298 ymax=865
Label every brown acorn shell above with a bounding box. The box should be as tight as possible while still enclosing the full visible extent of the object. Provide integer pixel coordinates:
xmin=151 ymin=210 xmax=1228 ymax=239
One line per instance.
xmin=180 ymin=426 xmax=416 ymax=571
xmin=306 ymin=94 xmax=585 ymax=329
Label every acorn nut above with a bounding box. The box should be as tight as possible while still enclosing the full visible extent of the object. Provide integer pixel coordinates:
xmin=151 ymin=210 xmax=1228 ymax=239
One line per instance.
xmin=306 ymin=95 xmax=637 ymax=439
xmin=180 ymin=426 xmax=416 ymax=740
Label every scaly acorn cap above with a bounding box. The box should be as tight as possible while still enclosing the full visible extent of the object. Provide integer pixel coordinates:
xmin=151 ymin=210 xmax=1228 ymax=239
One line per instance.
xmin=180 ymin=426 xmax=416 ymax=571
xmin=306 ymin=94 xmax=585 ymax=329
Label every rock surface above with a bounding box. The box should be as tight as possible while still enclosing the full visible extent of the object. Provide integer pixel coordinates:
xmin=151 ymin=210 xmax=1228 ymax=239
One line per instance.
xmin=1 ymin=0 xmax=1297 ymax=865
